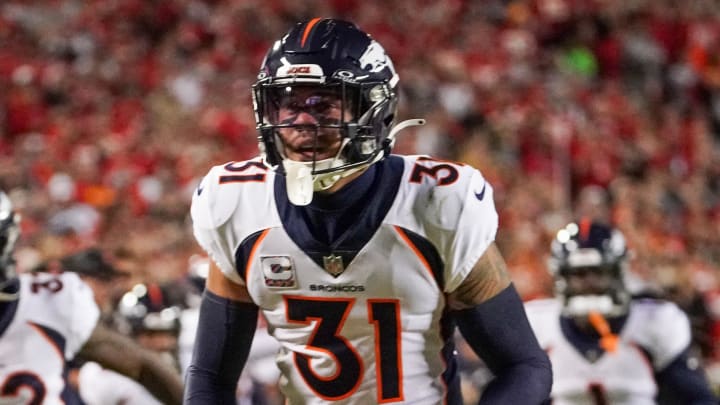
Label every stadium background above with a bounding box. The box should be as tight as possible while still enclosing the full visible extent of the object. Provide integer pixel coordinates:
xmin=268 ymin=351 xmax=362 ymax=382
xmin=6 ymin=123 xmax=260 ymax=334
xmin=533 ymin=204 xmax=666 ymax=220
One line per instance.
xmin=1 ymin=0 xmax=719 ymax=400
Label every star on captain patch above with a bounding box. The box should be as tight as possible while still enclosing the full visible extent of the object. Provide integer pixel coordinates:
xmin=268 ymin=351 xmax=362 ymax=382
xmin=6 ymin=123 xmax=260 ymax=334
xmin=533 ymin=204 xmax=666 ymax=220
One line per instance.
xmin=323 ymin=254 xmax=345 ymax=277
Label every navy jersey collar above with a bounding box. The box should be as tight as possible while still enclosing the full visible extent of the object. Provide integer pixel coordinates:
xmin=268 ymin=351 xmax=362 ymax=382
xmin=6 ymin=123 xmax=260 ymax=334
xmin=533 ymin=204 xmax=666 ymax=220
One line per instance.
xmin=274 ymin=156 xmax=404 ymax=269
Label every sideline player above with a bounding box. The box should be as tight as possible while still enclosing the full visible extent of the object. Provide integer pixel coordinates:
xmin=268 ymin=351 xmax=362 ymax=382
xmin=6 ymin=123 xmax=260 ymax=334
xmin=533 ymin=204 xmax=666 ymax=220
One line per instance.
xmin=0 ymin=191 xmax=183 ymax=405
xmin=526 ymin=219 xmax=717 ymax=404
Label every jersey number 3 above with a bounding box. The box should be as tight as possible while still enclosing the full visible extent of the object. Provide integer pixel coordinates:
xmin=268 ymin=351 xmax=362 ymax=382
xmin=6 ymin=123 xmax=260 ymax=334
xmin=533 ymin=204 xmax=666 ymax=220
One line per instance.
xmin=286 ymin=296 xmax=403 ymax=403
xmin=1 ymin=279 xmax=63 ymax=404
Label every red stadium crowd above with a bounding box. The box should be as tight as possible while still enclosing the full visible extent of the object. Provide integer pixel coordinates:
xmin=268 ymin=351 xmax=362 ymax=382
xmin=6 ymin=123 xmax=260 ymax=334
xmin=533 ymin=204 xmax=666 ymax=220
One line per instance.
xmin=1 ymin=0 xmax=720 ymax=391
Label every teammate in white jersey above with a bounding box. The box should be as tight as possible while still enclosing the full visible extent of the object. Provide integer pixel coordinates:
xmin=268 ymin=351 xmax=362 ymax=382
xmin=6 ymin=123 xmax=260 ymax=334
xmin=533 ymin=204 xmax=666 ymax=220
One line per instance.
xmin=184 ymin=18 xmax=551 ymax=405
xmin=525 ymin=219 xmax=717 ymax=404
xmin=0 ymin=191 xmax=184 ymax=405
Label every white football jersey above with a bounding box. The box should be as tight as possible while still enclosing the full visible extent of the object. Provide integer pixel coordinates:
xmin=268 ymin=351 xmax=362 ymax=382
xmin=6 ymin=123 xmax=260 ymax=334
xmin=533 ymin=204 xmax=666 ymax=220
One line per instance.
xmin=192 ymin=155 xmax=498 ymax=404
xmin=0 ymin=272 xmax=100 ymax=405
xmin=525 ymin=298 xmax=692 ymax=405
xmin=77 ymin=362 xmax=161 ymax=405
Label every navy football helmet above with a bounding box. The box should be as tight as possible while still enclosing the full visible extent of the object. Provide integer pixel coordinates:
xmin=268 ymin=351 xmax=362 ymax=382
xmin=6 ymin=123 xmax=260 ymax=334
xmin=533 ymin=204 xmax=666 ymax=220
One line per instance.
xmin=0 ymin=191 xmax=20 ymax=301
xmin=117 ymin=283 xmax=182 ymax=336
xmin=549 ymin=219 xmax=630 ymax=317
xmin=253 ymin=18 xmax=423 ymax=205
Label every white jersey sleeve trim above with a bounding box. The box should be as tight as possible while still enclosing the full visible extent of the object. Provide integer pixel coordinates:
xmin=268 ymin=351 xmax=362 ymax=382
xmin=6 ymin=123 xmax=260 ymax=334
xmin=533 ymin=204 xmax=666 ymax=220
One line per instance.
xmin=193 ymin=223 xmax=244 ymax=284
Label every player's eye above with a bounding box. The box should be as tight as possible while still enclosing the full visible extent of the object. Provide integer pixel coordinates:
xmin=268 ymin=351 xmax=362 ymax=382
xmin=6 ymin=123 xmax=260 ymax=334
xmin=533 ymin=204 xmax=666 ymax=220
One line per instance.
xmin=283 ymin=100 xmax=304 ymax=112
xmin=309 ymin=100 xmax=337 ymax=114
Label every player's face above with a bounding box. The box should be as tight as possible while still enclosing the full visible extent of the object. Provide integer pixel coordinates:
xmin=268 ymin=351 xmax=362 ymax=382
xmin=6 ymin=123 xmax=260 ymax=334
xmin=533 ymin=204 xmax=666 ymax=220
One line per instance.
xmin=271 ymin=86 xmax=351 ymax=162
xmin=564 ymin=267 xmax=613 ymax=296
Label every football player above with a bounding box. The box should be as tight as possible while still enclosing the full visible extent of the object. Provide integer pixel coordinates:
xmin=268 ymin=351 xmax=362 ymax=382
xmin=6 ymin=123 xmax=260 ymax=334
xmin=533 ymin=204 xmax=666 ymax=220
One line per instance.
xmin=525 ymin=219 xmax=717 ymax=404
xmin=76 ymin=282 xmax=185 ymax=405
xmin=184 ymin=18 xmax=551 ymax=404
xmin=0 ymin=191 xmax=183 ymax=405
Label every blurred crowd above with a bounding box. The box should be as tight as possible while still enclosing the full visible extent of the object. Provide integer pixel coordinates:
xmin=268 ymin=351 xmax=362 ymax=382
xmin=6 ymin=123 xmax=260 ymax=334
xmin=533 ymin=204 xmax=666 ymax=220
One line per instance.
xmin=1 ymin=0 xmax=720 ymax=398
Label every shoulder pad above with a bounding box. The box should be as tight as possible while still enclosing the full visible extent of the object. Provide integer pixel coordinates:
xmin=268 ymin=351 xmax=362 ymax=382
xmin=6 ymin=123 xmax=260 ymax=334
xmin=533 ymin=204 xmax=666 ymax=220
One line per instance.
xmin=191 ymin=163 xmax=243 ymax=229
xmin=20 ymin=272 xmax=100 ymax=357
xmin=404 ymin=156 xmax=487 ymax=231
xmin=630 ymin=299 xmax=691 ymax=369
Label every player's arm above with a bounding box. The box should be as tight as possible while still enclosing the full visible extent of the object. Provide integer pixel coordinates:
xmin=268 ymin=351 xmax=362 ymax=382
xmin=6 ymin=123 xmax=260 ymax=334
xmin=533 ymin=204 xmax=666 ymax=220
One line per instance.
xmin=183 ymin=261 xmax=259 ymax=405
xmin=448 ymin=243 xmax=552 ymax=405
xmin=655 ymin=349 xmax=718 ymax=404
xmin=77 ymin=323 xmax=184 ymax=405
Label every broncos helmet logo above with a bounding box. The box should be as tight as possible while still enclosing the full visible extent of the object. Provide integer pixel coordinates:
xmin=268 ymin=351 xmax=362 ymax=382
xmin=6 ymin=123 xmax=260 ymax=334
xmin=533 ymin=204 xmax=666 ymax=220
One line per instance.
xmin=359 ymin=41 xmax=396 ymax=74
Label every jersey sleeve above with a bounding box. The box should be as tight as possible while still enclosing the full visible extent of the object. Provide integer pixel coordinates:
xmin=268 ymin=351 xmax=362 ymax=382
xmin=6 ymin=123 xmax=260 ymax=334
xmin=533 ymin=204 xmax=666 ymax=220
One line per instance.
xmin=63 ymin=273 xmax=101 ymax=358
xmin=78 ymin=361 xmax=121 ymax=405
xmin=190 ymin=160 xmax=278 ymax=286
xmin=638 ymin=301 xmax=692 ymax=370
xmin=442 ymin=168 xmax=499 ymax=293
xmin=190 ymin=165 xmax=245 ymax=285
xmin=79 ymin=361 xmax=162 ymax=405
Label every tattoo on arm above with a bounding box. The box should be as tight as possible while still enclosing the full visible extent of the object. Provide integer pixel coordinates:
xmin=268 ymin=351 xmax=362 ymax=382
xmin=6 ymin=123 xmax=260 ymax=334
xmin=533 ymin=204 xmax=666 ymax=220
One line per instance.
xmin=447 ymin=242 xmax=512 ymax=310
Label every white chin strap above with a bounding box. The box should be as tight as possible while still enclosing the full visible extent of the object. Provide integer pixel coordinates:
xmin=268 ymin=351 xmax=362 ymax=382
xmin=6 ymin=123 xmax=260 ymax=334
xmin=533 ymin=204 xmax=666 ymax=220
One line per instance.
xmin=283 ymin=156 xmax=348 ymax=206
xmin=0 ymin=269 xmax=19 ymax=301
xmin=0 ymin=290 xmax=19 ymax=301
xmin=563 ymin=295 xmax=625 ymax=317
xmin=283 ymin=118 xmax=425 ymax=206
xmin=0 ymin=281 xmax=19 ymax=301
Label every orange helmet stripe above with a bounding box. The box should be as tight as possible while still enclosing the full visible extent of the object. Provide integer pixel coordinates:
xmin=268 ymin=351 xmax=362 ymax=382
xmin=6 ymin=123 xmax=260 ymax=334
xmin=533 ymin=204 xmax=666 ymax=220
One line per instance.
xmin=579 ymin=217 xmax=592 ymax=242
xmin=301 ymin=17 xmax=323 ymax=48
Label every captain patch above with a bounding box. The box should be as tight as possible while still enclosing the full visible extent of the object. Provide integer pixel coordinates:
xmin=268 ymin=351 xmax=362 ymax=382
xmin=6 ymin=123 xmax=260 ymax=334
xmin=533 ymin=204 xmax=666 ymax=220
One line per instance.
xmin=260 ymin=256 xmax=297 ymax=288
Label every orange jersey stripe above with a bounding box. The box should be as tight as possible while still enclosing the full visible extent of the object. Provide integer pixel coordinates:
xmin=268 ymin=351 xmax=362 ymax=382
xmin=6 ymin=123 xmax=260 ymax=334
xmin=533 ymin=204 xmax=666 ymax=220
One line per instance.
xmin=28 ymin=322 xmax=65 ymax=361
xmin=393 ymin=226 xmax=432 ymax=275
xmin=245 ymin=229 xmax=271 ymax=283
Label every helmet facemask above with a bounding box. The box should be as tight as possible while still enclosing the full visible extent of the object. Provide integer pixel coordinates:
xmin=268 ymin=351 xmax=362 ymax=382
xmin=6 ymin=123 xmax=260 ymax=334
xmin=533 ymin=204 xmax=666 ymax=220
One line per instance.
xmin=555 ymin=263 xmax=630 ymax=318
xmin=254 ymin=79 xmax=397 ymax=205
xmin=549 ymin=221 xmax=630 ymax=318
xmin=0 ymin=192 xmax=20 ymax=301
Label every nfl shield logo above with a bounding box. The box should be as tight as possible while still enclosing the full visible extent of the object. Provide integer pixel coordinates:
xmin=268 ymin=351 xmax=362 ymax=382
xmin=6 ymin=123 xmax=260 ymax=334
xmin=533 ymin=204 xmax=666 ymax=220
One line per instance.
xmin=323 ymin=254 xmax=345 ymax=277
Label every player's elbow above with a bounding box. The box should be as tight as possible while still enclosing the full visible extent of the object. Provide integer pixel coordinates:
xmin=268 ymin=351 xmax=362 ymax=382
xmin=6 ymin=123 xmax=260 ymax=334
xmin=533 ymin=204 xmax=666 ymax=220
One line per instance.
xmin=504 ymin=350 xmax=553 ymax=399
xmin=480 ymin=352 xmax=553 ymax=405
xmin=523 ymin=351 xmax=553 ymax=400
